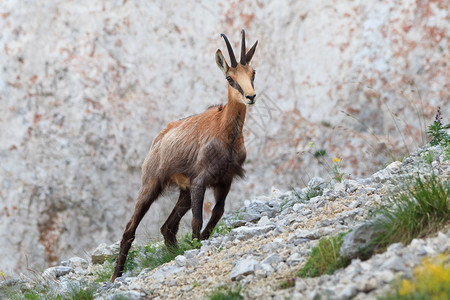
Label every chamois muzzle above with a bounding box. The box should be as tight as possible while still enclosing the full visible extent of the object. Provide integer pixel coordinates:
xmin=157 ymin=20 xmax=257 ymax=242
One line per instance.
xmin=246 ymin=94 xmax=256 ymax=105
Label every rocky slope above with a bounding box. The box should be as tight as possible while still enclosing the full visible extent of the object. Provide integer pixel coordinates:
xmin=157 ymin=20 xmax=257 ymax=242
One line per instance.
xmin=1 ymin=0 xmax=449 ymax=274
xmin=1 ymin=143 xmax=448 ymax=299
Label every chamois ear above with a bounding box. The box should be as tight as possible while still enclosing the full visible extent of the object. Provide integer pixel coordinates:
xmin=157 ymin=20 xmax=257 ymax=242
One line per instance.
xmin=215 ymin=49 xmax=229 ymax=75
xmin=245 ymin=40 xmax=258 ymax=64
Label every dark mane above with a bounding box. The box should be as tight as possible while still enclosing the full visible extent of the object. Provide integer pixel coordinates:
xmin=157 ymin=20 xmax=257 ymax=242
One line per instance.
xmin=207 ymin=104 xmax=224 ymax=111
xmin=177 ymin=104 xmax=222 ymax=122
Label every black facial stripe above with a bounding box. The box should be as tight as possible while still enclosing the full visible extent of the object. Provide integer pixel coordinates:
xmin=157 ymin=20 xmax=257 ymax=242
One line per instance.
xmin=251 ymin=70 xmax=256 ymax=88
xmin=226 ymin=75 xmax=244 ymax=95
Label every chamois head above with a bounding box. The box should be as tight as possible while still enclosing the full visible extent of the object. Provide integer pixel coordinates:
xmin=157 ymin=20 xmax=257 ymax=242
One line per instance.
xmin=216 ymin=29 xmax=258 ymax=106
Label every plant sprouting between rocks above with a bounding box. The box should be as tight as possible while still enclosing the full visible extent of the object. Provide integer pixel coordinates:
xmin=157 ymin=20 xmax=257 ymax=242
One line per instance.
xmin=298 ymin=232 xmax=349 ymax=277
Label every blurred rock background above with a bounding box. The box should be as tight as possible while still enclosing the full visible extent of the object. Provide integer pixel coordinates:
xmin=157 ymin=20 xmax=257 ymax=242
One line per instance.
xmin=0 ymin=0 xmax=448 ymax=274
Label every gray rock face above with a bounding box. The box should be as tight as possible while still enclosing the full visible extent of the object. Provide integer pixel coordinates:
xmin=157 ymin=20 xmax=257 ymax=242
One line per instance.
xmin=379 ymin=256 xmax=408 ymax=273
xmin=240 ymin=198 xmax=281 ymax=223
xmin=261 ymin=253 xmax=282 ymax=267
xmin=340 ymin=222 xmax=384 ymax=259
xmin=231 ymin=225 xmax=275 ymax=240
xmin=65 ymin=257 xmax=89 ymax=269
xmin=152 ymin=265 xmax=185 ymax=282
xmin=183 ymin=249 xmax=200 ymax=259
xmin=108 ymin=291 xmax=143 ymax=300
xmin=91 ymin=242 xmax=119 ymax=264
xmin=42 ymin=266 xmax=74 ymax=278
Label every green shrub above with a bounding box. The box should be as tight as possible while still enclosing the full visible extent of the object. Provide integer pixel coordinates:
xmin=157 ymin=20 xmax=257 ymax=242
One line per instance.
xmin=298 ymin=232 xmax=349 ymax=277
xmin=426 ymin=107 xmax=450 ymax=146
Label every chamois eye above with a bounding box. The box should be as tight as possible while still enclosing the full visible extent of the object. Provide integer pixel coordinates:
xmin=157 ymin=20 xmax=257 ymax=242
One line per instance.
xmin=251 ymin=70 xmax=256 ymax=80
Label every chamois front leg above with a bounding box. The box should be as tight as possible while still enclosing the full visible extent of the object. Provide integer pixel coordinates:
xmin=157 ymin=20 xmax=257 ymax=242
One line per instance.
xmin=160 ymin=189 xmax=191 ymax=249
xmin=190 ymin=180 xmax=207 ymax=241
xmin=200 ymin=180 xmax=231 ymax=240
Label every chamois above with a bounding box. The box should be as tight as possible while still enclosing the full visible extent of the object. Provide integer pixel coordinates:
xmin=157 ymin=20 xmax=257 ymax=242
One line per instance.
xmin=111 ymin=30 xmax=258 ymax=281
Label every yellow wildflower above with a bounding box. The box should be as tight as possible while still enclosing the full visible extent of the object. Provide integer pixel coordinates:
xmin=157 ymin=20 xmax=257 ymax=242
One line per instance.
xmin=332 ymin=158 xmax=341 ymax=163
xmin=399 ymin=279 xmax=415 ymax=295
xmin=396 ymin=254 xmax=450 ymax=298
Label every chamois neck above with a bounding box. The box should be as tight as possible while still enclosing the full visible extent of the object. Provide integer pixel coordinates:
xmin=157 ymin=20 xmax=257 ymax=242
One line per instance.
xmin=221 ymin=86 xmax=247 ymax=131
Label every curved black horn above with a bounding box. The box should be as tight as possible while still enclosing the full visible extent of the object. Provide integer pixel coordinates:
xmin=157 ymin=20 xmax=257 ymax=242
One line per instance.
xmin=240 ymin=29 xmax=246 ymax=65
xmin=221 ymin=33 xmax=237 ymax=68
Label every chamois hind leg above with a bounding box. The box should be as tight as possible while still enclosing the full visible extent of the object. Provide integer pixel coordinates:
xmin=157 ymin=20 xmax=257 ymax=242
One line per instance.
xmin=160 ymin=188 xmax=191 ymax=249
xmin=200 ymin=180 xmax=231 ymax=240
xmin=190 ymin=179 xmax=207 ymax=241
xmin=111 ymin=179 xmax=163 ymax=282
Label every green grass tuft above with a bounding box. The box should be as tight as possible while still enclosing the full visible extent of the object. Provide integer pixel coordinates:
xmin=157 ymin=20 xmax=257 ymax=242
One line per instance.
xmin=305 ymin=184 xmax=324 ymax=201
xmin=65 ymin=282 xmax=97 ymax=300
xmin=444 ymin=142 xmax=450 ymax=161
xmin=368 ymin=175 xmax=449 ymax=254
xmin=94 ymin=261 xmax=114 ymax=283
xmin=314 ymin=149 xmax=327 ymax=158
xmin=422 ymin=150 xmax=435 ymax=165
xmin=279 ymin=278 xmax=296 ymax=289
xmin=298 ymin=232 xmax=349 ymax=277
xmin=208 ymin=285 xmax=244 ymax=300
xmin=211 ymin=213 xmax=242 ymax=236
xmin=0 ymin=280 xmax=96 ymax=300
xmin=138 ymin=233 xmax=202 ymax=271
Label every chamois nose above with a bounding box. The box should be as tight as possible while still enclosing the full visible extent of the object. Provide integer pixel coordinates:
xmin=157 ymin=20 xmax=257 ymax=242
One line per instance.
xmin=246 ymin=94 xmax=256 ymax=104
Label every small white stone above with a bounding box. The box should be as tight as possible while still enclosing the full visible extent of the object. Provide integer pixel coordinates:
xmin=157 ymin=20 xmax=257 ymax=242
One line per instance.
xmin=230 ymin=259 xmax=258 ymax=280
xmin=292 ymin=203 xmax=305 ymax=212
xmin=255 ymin=263 xmax=273 ymax=276
xmin=255 ymin=269 xmax=267 ymax=278
xmin=184 ymin=249 xmax=199 ymax=259
xmin=186 ymin=256 xmax=200 ymax=268
xmin=301 ymin=208 xmax=312 ymax=216
xmin=270 ymin=187 xmax=283 ymax=198
xmin=377 ymin=270 xmax=394 ymax=283
xmin=68 ymin=257 xmax=89 ymax=269
xmin=257 ymin=215 xmax=271 ymax=226
xmin=175 ymin=255 xmax=187 ymax=267
xmin=262 ymin=253 xmax=282 ymax=266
